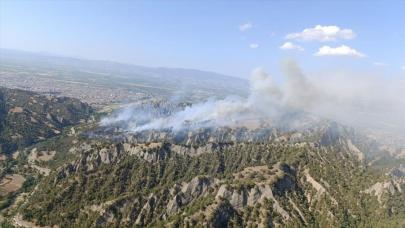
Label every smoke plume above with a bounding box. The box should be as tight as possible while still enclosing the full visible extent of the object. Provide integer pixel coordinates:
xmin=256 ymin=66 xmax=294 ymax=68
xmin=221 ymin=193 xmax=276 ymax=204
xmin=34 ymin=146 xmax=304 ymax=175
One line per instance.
xmin=101 ymin=60 xmax=405 ymax=136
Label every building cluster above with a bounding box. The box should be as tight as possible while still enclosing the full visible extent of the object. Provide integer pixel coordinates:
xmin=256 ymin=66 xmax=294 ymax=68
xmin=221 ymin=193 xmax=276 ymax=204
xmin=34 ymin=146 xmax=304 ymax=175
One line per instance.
xmin=0 ymin=71 xmax=149 ymax=106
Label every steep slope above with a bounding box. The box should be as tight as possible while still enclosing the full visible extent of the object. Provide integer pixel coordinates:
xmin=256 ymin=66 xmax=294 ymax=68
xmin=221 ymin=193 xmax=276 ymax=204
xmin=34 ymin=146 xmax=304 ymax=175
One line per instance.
xmin=13 ymin=123 xmax=405 ymax=227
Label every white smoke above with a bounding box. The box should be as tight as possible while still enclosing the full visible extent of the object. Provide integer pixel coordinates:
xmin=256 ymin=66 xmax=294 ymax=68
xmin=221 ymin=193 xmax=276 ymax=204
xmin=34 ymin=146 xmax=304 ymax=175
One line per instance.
xmin=101 ymin=60 xmax=405 ymax=136
xmin=101 ymin=65 xmax=288 ymax=131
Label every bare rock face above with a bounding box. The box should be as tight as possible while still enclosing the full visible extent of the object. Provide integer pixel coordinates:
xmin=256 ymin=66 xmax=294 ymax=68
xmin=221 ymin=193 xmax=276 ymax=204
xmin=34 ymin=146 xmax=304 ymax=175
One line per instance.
xmin=361 ymin=164 xmax=405 ymax=204
xmin=247 ymin=186 xmax=262 ymax=206
xmin=346 ymin=139 xmax=364 ymax=161
xmin=55 ymin=143 xmax=124 ymax=174
xmin=215 ymin=184 xmax=290 ymax=220
xmin=168 ymin=164 xmax=296 ymax=225
xmin=181 ymin=176 xmax=216 ymax=200
xmin=166 ymin=194 xmax=183 ymax=215
xmin=99 ymin=146 xmax=120 ymax=164
xmin=79 ymin=163 xmax=298 ymax=227
xmin=362 ymin=178 xmax=405 ymax=203
xmin=135 ymin=194 xmax=157 ymax=225
xmin=229 ymin=189 xmax=247 ymax=208
xmin=166 ymin=176 xmax=218 ymax=215
xmin=363 ymin=181 xmax=397 ymax=203
xmin=123 ymin=142 xmax=169 ymax=162
xmin=170 ymin=143 xmax=217 ymax=156
xmin=216 ymin=185 xmax=232 ymax=201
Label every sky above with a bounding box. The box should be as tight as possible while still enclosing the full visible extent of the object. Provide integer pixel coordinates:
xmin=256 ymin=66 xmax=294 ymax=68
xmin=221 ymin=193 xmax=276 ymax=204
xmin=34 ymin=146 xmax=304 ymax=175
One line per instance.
xmin=0 ymin=0 xmax=404 ymax=78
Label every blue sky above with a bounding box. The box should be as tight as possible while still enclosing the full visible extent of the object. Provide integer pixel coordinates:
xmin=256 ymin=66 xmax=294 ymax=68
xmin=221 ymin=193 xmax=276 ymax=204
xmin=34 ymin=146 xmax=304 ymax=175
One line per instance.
xmin=1 ymin=0 xmax=404 ymax=78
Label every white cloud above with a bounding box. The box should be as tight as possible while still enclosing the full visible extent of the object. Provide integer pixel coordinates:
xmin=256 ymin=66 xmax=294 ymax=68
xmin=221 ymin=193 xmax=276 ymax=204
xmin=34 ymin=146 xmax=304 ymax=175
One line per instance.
xmin=280 ymin=42 xmax=304 ymax=51
xmin=373 ymin=62 xmax=389 ymax=67
xmin=402 ymin=66 xmax=405 ymax=71
xmin=314 ymin=45 xmax=365 ymax=57
xmin=249 ymin=43 xmax=259 ymax=49
xmin=286 ymin=25 xmax=356 ymax=42
xmin=239 ymin=22 xmax=253 ymax=32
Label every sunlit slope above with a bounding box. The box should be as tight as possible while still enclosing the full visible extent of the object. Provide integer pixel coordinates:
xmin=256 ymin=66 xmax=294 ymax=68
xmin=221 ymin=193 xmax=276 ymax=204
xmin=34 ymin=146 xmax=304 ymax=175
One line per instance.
xmin=0 ymin=87 xmax=93 ymax=154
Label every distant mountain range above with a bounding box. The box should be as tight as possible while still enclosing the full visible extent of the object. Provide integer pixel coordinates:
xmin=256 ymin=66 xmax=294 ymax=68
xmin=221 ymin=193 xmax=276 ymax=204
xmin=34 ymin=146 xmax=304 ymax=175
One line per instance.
xmin=0 ymin=49 xmax=249 ymax=100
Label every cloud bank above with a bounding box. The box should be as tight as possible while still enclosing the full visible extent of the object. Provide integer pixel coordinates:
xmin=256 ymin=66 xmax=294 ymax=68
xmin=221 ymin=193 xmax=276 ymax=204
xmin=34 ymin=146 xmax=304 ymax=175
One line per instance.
xmin=286 ymin=25 xmax=356 ymax=42
xmin=314 ymin=45 xmax=366 ymax=57
xmin=280 ymin=42 xmax=304 ymax=51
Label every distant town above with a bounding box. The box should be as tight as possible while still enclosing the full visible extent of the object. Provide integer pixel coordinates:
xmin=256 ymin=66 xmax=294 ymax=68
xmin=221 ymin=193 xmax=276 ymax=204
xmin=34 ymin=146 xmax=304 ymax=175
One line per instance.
xmin=0 ymin=69 xmax=149 ymax=107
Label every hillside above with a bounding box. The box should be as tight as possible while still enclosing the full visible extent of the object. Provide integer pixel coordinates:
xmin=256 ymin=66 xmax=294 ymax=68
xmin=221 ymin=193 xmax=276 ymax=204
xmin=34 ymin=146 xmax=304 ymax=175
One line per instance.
xmin=0 ymin=90 xmax=403 ymax=227
xmin=0 ymin=87 xmax=93 ymax=155
xmin=5 ymin=121 xmax=404 ymax=227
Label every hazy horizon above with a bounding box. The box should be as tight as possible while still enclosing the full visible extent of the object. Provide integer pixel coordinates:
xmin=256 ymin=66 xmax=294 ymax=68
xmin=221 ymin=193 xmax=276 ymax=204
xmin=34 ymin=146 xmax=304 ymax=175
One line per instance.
xmin=1 ymin=0 xmax=404 ymax=79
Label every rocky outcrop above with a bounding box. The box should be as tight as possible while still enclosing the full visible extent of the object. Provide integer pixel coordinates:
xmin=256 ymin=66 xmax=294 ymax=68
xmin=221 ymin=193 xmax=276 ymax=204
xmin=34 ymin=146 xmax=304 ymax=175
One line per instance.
xmin=303 ymin=169 xmax=338 ymax=205
xmin=99 ymin=146 xmax=119 ymax=164
xmin=215 ymin=184 xmax=290 ymax=220
xmin=166 ymin=176 xmax=218 ymax=215
xmin=170 ymin=143 xmax=217 ymax=156
xmin=123 ymin=142 xmax=170 ymax=162
xmin=54 ymin=143 xmax=123 ymax=175
xmin=346 ymin=139 xmax=364 ymax=161
xmin=135 ymin=194 xmax=157 ymax=225
xmin=362 ymin=179 xmax=404 ymax=203
xmin=167 ymin=164 xmax=296 ymax=225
